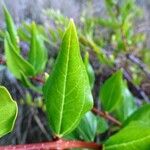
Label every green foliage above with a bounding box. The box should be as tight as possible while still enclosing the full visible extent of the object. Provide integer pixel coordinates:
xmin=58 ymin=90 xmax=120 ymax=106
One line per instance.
xmin=4 ymin=32 xmax=35 ymax=79
xmin=96 ymin=117 xmax=108 ymax=134
xmin=0 ymin=86 xmax=18 ymax=138
xmin=17 ymin=22 xmax=48 ymax=43
xmin=104 ymin=104 xmax=150 ymax=149
xmin=99 ymin=70 xmax=137 ymax=122
xmin=123 ymin=104 xmax=150 ymax=126
xmin=43 ymin=20 xmax=93 ymax=137
xmin=3 ymin=5 xmax=19 ymax=52
xmin=84 ymin=52 xmax=95 ymax=89
xmin=66 ymin=112 xmax=97 ymax=141
xmin=0 ymin=1 xmax=149 ymax=149
xmin=3 ymin=7 xmax=47 ymax=93
xmin=28 ymin=22 xmax=48 ymax=74
xmin=104 ymin=121 xmax=150 ymax=150
xmin=113 ymin=81 xmax=137 ymax=122
xmin=99 ymin=70 xmax=123 ymax=112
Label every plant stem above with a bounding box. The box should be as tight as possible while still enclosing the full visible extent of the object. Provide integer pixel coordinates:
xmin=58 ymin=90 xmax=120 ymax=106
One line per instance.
xmin=0 ymin=55 xmax=5 ymax=65
xmin=32 ymin=76 xmax=45 ymax=84
xmin=92 ymin=107 xmax=122 ymax=126
xmin=0 ymin=139 xmax=102 ymax=150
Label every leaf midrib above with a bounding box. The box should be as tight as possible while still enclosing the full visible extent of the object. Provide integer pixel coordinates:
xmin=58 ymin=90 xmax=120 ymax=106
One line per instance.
xmin=105 ymin=134 xmax=150 ymax=149
xmin=57 ymin=27 xmax=71 ymax=134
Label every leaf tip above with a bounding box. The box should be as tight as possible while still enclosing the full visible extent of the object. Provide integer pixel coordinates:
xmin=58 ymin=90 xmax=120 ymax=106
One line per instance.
xmin=68 ymin=18 xmax=76 ymax=30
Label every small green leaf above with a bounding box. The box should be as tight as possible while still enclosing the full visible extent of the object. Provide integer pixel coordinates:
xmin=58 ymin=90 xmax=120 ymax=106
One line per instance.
xmin=28 ymin=22 xmax=48 ymax=74
xmin=99 ymin=70 xmax=123 ymax=112
xmin=4 ymin=32 xmax=35 ymax=79
xmin=0 ymin=86 xmax=18 ymax=138
xmin=84 ymin=52 xmax=95 ymax=89
xmin=113 ymin=81 xmax=137 ymax=122
xmin=104 ymin=121 xmax=150 ymax=150
xmin=3 ymin=5 xmax=19 ymax=52
xmin=97 ymin=117 xmax=108 ymax=134
xmin=43 ymin=19 xmax=93 ymax=137
xmin=66 ymin=111 xmax=97 ymax=141
xmin=123 ymin=104 xmax=150 ymax=127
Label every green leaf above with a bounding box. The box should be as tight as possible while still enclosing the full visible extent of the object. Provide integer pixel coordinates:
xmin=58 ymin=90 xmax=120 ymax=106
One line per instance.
xmin=99 ymin=70 xmax=123 ymax=112
xmin=84 ymin=52 xmax=95 ymax=89
xmin=0 ymin=86 xmax=18 ymax=138
xmin=113 ymin=81 xmax=137 ymax=122
xmin=3 ymin=5 xmax=19 ymax=52
xmin=95 ymin=18 xmax=120 ymax=29
xmin=76 ymin=111 xmax=97 ymax=141
xmin=104 ymin=121 xmax=150 ymax=150
xmin=4 ymin=32 xmax=35 ymax=79
xmin=28 ymin=22 xmax=48 ymax=74
xmin=66 ymin=112 xmax=97 ymax=141
xmin=97 ymin=117 xmax=108 ymax=134
xmin=123 ymin=104 xmax=150 ymax=127
xmin=43 ymin=19 xmax=93 ymax=137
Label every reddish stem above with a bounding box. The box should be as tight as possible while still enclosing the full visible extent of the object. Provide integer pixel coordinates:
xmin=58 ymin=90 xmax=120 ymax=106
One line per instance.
xmin=31 ymin=76 xmax=45 ymax=84
xmin=92 ymin=107 xmax=122 ymax=126
xmin=0 ymin=57 xmax=5 ymax=65
xmin=0 ymin=139 xmax=102 ymax=150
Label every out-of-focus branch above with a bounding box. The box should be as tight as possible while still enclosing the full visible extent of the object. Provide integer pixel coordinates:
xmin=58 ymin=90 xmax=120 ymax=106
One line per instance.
xmin=123 ymin=68 xmax=150 ymax=102
xmin=126 ymin=54 xmax=150 ymax=80
xmin=0 ymin=139 xmax=102 ymax=150
xmin=92 ymin=107 xmax=122 ymax=126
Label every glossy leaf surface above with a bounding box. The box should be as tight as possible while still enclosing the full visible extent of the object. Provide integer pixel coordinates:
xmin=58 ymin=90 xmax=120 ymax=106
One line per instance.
xmin=84 ymin=52 xmax=95 ymax=89
xmin=104 ymin=121 xmax=150 ymax=150
xmin=123 ymin=104 xmax=150 ymax=126
xmin=66 ymin=111 xmax=97 ymax=141
xmin=43 ymin=20 xmax=93 ymax=137
xmin=3 ymin=5 xmax=19 ymax=52
xmin=28 ymin=22 xmax=47 ymax=74
xmin=4 ymin=33 xmax=35 ymax=79
xmin=99 ymin=70 xmax=123 ymax=112
xmin=114 ymin=81 xmax=137 ymax=122
xmin=97 ymin=117 xmax=108 ymax=134
xmin=0 ymin=86 xmax=18 ymax=138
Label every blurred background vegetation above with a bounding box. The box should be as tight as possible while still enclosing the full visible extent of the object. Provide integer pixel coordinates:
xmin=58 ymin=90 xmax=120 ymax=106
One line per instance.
xmin=0 ymin=0 xmax=150 ymax=145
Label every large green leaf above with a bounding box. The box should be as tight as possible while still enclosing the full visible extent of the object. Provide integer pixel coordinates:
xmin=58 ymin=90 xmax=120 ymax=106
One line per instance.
xmin=28 ymin=22 xmax=48 ymax=74
xmin=123 ymin=104 xmax=150 ymax=126
xmin=104 ymin=121 xmax=150 ymax=150
xmin=43 ymin=19 xmax=93 ymax=137
xmin=113 ymin=81 xmax=137 ymax=122
xmin=0 ymin=86 xmax=18 ymax=138
xmin=3 ymin=5 xmax=19 ymax=52
xmin=99 ymin=70 xmax=123 ymax=112
xmin=4 ymin=32 xmax=35 ymax=79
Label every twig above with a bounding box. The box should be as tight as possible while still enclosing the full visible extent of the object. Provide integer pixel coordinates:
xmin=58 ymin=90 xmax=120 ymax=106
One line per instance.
xmin=123 ymin=68 xmax=150 ymax=102
xmin=0 ymin=55 xmax=5 ymax=65
xmin=31 ymin=107 xmax=50 ymax=140
xmin=31 ymin=76 xmax=45 ymax=84
xmin=0 ymin=139 xmax=102 ymax=150
xmin=126 ymin=54 xmax=150 ymax=80
xmin=92 ymin=107 xmax=122 ymax=126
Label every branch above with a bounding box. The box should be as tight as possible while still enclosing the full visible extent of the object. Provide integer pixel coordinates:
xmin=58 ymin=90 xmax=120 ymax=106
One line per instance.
xmin=31 ymin=76 xmax=45 ymax=84
xmin=0 ymin=139 xmax=102 ymax=150
xmin=0 ymin=55 xmax=5 ymax=65
xmin=92 ymin=107 xmax=122 ymax=126
xmin=126 ymin=54 xmax=150 ymax=80
xmin=123 ymin=68 xmax=150 ymax=102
